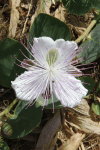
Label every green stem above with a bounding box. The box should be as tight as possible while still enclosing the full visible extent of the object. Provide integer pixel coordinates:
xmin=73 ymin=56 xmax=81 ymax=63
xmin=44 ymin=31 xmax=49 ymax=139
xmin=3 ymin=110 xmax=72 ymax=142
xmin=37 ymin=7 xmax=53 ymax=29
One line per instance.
xmin=0 ymin=98 xmax=19 ymax=117
xmin=75 ymin=13 xmax=100 ymax=44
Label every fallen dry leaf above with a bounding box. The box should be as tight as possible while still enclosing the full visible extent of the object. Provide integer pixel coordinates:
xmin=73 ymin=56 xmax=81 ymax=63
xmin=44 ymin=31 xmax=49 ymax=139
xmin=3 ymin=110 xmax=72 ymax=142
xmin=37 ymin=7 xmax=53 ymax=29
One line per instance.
xmin=66 ymin=99 xmax=100 ymax=134
xmin=58 ymin=132 xmax=85 ymax=150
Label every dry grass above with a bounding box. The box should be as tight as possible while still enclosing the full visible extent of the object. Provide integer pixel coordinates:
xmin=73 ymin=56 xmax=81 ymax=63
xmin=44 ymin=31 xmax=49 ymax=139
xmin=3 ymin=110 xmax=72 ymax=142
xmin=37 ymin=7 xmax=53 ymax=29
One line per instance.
xmin=0 ymin=0 xmax=100 ymax=150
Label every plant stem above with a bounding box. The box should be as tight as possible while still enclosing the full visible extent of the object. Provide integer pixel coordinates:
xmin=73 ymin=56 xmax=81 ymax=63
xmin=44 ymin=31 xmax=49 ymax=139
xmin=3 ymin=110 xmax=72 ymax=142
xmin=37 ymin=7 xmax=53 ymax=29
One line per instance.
xmin=75 ymin=13 xmax=100 ymax=44
xmin=0 ymin=98 xmax=19 ymax=117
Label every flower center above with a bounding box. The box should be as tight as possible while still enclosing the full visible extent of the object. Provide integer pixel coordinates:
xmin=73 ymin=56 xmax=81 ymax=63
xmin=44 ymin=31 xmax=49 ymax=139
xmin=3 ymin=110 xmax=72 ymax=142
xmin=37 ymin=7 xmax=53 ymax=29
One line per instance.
xmin=47 ymin=49 xmax=59 ymax=66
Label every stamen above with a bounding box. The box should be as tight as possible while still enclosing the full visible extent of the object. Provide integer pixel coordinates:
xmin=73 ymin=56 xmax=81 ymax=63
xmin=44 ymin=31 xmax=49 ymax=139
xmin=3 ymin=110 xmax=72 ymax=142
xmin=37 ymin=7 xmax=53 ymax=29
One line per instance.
xmin=50 ymin=76 xmax=54 ymax=113
xmin=73 ymin=62 xmax=97 ymax=67
xmin=42 ymin=96 xmax=47 ymax=110
xmin=79 ymin=66 xmax=96 ymax=71
xmin=20 ymin=40 xmax=35 ymax=58
xmin=24 ymin=34 xmax=34 ymax=52
xmin=25 ymin=100 xmax=35 ymax=109
xmin=19 ymin=49 xmax=29 ymax=59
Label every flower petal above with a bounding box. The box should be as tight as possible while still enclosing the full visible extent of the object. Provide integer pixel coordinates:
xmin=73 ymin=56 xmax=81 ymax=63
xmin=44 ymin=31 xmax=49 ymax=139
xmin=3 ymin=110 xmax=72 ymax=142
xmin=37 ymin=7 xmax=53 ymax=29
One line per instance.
xmin=53 ymin=74 xmax=88 ymax=108
xmin=11 ymin=69 xmax=49 ymax=101
xmin=33 ymin=37 xmax=55 ymax=63
xmin=31 ymin=37 xmax=56 ymax=69
xmin=55 ymin=39 xmax=78 ymax=56
xmin=55 ymin=40 xmax=78 ymax=68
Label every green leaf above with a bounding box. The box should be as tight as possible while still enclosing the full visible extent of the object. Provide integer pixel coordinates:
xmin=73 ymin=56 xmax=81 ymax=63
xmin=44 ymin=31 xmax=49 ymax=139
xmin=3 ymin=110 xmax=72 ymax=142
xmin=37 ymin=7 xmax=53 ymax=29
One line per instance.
xmin=78 ymin=24 xmax=100 ymax=64
xmin=9 ymin=101 xmax=43 ymax=139
xmin=37 ymin=94 xmax=63 ymax=109
xmin=62 ymin=0 xmax=100 ymax=15
xmin=0 ymin=38 xmax=29 ymax=87
xmin=92 ymin=102 xmax=100 ymax=115
xmin=91 ymin=0 xmax=100 ymax=11
xmin=79 ymin=76 xmax=95 ymax=95
xmin=62 ymin=0 xmax=91 ymax=15
xmin=28 ymin=13 xmax=71 ymax=51
xmin=0 ymin=139 xmax=10 ymax=150
xmin=93 ymin=81 xmax=100 ymax=98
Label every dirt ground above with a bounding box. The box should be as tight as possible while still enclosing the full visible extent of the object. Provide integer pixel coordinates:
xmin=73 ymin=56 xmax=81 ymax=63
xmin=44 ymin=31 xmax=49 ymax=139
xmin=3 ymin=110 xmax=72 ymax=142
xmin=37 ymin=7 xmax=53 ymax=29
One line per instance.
xmin=0 ymin=0 xmax=100 ymax=150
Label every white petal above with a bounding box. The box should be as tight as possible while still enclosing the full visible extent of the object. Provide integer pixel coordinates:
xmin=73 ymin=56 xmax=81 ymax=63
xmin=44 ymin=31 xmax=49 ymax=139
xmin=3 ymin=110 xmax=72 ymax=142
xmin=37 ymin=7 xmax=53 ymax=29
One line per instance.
xmin=11 ymin=70 xmax=49 ymax=101
xmin=30 ymin=37 xmax=56 ymax=69
xmin=53 ymin=74 xmax=88 ymax=108
xmin=33 ymin=37 xmax=55 ymax=62
xmin=55 ymin=40 xmax=78 ymax=68
xmin=55 ymin=39 xmax=65 ymax=48
xmin=55 ymin=39 xmax=78 ymax=56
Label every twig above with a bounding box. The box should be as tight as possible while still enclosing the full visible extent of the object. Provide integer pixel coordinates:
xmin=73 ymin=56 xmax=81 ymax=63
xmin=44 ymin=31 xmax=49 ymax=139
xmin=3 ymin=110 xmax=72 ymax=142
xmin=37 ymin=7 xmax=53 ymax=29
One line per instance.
xmin=87 ymin=142 xmax=98 ymax=150
xmin=0 ymin=98 xmax=19 ymax=117
xmin=75 ymin=12 xmax=100 ymax=43
xmin=80 ymin=142 xmax=86 ymax=150
xmin=0 ymin=5 xmax=10 ymax=14
xmin=0 ymin=88 xmax=11 ymax=97
xmin=8 ymin=0 xmax=21 ymax=37
xmin=21 ymin=0 xmax=32 ymax=37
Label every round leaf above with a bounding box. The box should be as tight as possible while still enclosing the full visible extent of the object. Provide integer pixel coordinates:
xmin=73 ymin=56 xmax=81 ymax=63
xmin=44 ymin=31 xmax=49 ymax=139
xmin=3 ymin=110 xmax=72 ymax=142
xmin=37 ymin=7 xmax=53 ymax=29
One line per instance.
xmin=62 ymin=0 xmax=91 ymax=15
xmin=9 ymin=101 xmax=43 ymax=139
xmin=78 ymin=24 xmax=100 ymax=64
xmin=0 ymin=38 xmax=29 ymax=87
xmin=92 ymin=102 xmax=100 ymax=115
xmin=0 ymin=140 xmax=10 ymax=150
xmin=91 ymin=0 xmax=100 ymax=11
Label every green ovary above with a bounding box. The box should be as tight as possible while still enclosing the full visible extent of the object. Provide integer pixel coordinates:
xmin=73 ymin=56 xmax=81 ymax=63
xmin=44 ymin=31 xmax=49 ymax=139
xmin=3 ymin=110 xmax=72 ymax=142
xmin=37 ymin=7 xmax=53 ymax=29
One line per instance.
xmin=47 ymin=49 xmax=59 ymax=66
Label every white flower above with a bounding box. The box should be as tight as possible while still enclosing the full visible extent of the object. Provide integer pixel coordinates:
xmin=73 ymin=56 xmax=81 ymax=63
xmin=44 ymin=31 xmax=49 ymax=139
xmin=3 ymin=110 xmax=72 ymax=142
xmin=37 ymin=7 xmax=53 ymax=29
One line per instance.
xmin=11 ymin=37 xmax=88 ymax=110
